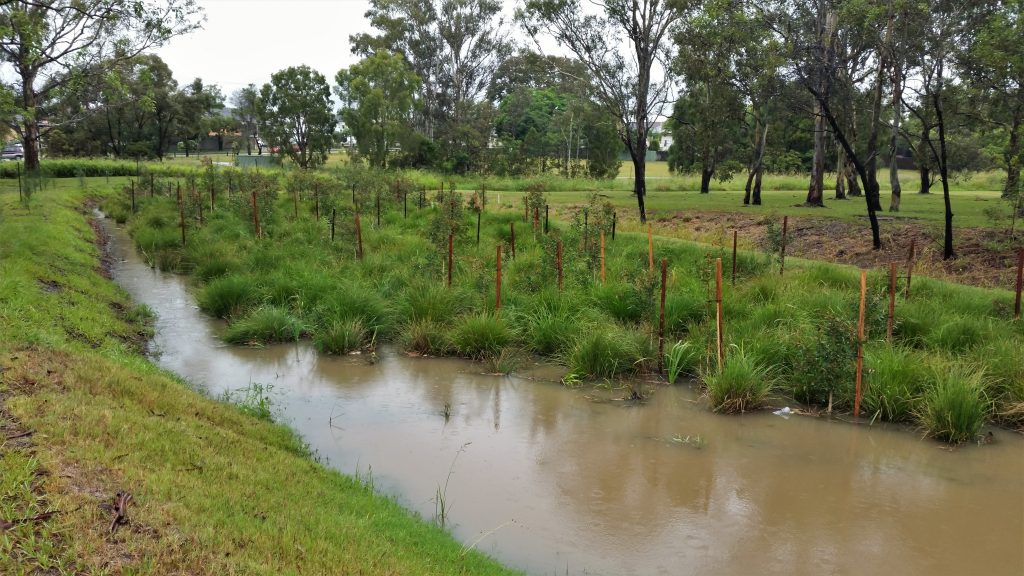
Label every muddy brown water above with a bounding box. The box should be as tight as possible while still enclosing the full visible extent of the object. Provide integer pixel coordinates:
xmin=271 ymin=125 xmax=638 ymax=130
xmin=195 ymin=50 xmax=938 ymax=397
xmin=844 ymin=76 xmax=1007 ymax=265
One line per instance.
xmin=103 ymin=219 xmax=1023 ymax=575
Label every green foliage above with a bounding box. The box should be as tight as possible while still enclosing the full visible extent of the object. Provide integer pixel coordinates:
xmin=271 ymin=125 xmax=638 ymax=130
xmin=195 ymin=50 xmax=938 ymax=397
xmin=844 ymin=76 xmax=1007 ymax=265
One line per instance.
xmin=919 ymin=365 xmax=990 ymax=444
xmin=314 ymin=319 xmax=368 ymax=354
xmin=400 ymin=319 xmax=452 ymax=355
xmin=701 ymin=348 xmax=774 ymax=413
xmin=336 ymin=51 xmax=421 ymax=168
xmin=259 ymin=65 xmax=338 ymax=169
xmin=199 ymin=276 xmax=260 ymax=318
xmin=226 ymin=383 xmax=275 ymax=421
xmin=451 ymin=312 xmax=511 ymax=359
xmin=567 ymin=328 xmax=643 ymax=379
xmin=223 ymin=307 xmax=304 ymax=344
xmin=790 ymin=312 xmax=856 ymax=407
xmin=863 ymin=345 xmax=928 ymax=422
xmin=665 ymin=340 xmax=701 ymax=384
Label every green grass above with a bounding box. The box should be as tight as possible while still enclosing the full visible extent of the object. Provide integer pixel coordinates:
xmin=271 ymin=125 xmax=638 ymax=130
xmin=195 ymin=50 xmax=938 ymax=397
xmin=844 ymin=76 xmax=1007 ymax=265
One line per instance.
xmin=451 ymin=312 xmax=512 ymax=359
xmin=919 ymin=364 xmax=991 ymax=444
xmin=700 ymin=348 xmax=775 ymax=413
xmin=566 ymin=327 xmax=645 ymax=380
xmin=0 ymin=183 xmax=518 ymax=575
xmin=222 ymin=306 xmax=304 ymax=344
xmin=863 ymin=344 xmax=929 ymax=422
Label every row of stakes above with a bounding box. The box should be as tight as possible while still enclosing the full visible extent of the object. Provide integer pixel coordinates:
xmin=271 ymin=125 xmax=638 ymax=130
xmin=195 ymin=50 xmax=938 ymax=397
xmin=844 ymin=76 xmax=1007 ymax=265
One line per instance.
xmin=132 ymin=179 xmax=1024 ymax=400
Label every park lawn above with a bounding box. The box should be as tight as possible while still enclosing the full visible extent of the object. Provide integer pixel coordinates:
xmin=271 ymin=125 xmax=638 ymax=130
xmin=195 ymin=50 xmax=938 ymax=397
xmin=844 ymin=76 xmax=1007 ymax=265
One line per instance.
xmin=0 ymin=182 xmax=518 ymax=575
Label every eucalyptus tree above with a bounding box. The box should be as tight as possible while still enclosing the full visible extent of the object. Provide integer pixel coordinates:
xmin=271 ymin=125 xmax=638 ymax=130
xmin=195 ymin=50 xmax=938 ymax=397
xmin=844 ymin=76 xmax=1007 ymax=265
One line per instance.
xmin=900 ymin=0 xmax=992 ymax=259
xmin=231 ymin=84 xmax=262 ymax=155
xmin=175 ymin=78 xmax=224 ymax=157
xmin=672 ymin=0 xmax=748 ymax=194
xmin=520 ymin=0 xmax=693 ymax=223
xmin=350 ymin=0 xmax=511 ymax=167
xmin=258 ymin=65 xmax=337 ymax=169
xmin=335 ymin=51 xmax=421 ymax=169
xmin=960 ymin=0 xmax=1023 ymax=202
xmin=0 ymin=0 xmax=202 ymax=170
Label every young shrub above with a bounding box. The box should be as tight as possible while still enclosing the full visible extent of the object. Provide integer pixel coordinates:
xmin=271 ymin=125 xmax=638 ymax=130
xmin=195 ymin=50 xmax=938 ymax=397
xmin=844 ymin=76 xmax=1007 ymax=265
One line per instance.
xmin=862 ymin=345 xmax=928 ymax=422
xmin=314 ymin=318 xmax=367 ymax=354
xmin=199 ymin=275 xmax=259 ymax=318
xmin=918 ymin=364 xmax=990 ymax=444
xmin=790 ymin=312 xmax=856 ymax=408
xmin=400 ymin=319 xmax=452 ymax=355
xmin=665 ymin=340 xmax=701 ymax=384
xmin=223 ymin=306 xmax=303 ymax=344
xmin=566 ymin=328 xmax=642 ymax=380
xmin=451 ymin=312 xmax=511 ymax=359
xmin=701 ymin=348 xmax=774 ymax=413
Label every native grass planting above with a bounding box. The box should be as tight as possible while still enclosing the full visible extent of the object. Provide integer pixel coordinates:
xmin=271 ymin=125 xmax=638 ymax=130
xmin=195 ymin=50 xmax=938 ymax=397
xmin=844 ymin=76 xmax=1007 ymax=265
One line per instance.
xmin=98 ymin=165 xmax=1024 ymax=445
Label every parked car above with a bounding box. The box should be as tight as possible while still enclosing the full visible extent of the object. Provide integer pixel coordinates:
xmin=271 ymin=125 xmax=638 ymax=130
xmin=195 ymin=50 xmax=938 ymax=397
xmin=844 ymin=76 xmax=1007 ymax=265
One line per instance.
xmin=2 ymin=143 xmax=24 ymax=160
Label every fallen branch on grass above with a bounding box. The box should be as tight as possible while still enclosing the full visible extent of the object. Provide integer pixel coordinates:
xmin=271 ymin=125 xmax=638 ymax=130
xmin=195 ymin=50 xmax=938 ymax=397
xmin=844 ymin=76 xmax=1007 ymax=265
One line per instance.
xmin=4 ymin=430 xmax=33 ymax=441
xmin=0 ymin=510 xmax=60 ymax=531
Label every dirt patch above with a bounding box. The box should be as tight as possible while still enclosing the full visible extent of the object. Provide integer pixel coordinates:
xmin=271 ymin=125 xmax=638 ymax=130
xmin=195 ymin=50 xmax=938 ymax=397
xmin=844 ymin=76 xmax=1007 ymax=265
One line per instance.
xmin=89 ymin=214 xmax=115 ymax=280
xmin=656 ymin=210 xmax=1024 ymax=289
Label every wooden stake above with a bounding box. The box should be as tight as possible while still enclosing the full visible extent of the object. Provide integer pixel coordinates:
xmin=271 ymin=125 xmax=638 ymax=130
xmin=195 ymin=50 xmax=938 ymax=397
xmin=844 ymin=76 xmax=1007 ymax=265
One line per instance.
xmin=534 ymin=206 xmax=540 ymax=231
xmin=715 ymin=258 xmax=724 ymax=370
xmin=888 ymin=262 xmax=897 ymax=340
xmin=447 ymin=233 xmax=453 ymax=288
xmin=510 ymin=222 xmax=516 ymax=259
xmin=731 ymin=230 xmax=738 ymax=286
xmin=611 ymin=211 xmax=616 ymax=240
xmin=600 ymin=230 xmax=606 ymax=283
xmin=544 ymin=205 xmax=549 ymax=233
xmin=403 ymin=188 xmax=407 ymax=218
xmin=352 ymin=183 xmax=356 ymax=206
xmin=1015 ymin=248 xmax=1023 ymax=320
xmin=855 ymin=270 xmax=867 ymax=418
xmin=293 ymin=187 xmax=299 ymax=219
xmin=648 ymin=224 xmax=654 ymax=272
xmin=557 ymin=240 xmax=563 ymax=291
xmin=177 ymin=183 xmax=186 ymax=246
xmin=209 ymin=180 xmax=215 ymax=213
xmin=250 ymin=189 xmax=261 ymax=238
xmin=196 ymin=187 xmax=203 ymax=226
xmin=905 ymin=238 xmax=915 ymax=299
xmin=496 ymin=243 xmax=502 ymax=311
xmin=355 ymin=212 xmax=363 ymax=259
xmin=476 ymin=210 xmax=481 ymax=246
xmin=130 ymin=180 xmax=135 ymax=213
xmin=780 ymin=215 xmax=788 ymax=275
xmin=659 ymin=258 xmax=667 ymax=373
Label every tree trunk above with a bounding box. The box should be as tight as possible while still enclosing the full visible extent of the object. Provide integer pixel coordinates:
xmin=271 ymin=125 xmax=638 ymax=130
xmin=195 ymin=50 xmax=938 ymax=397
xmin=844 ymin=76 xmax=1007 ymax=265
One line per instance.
xmin=743 ymin=170 xmax=755 ymax=205
xmin=918 ymin=124 xmax=931 ymax=193
xmin=889 ymin=65 xmax=904 ymax=211
xmin=865 ymin=11 xmax=891 ymax=214
xmin=635 ymin=155 xmax=647 ymax=223
xmin=835 ymin=149 xmax=847 ymax=199
xmin=753 ymin=168 xmax=764 ymax=205
xmin=806 ymin=101 xmax=826 ymax=206
xmin=1003 ymin=104 xmax=1021 ymax=199
xmin=846 ymin=164 xmax=861 ymax=197
xmin=933 ymin=72 xmax=954 ymax=260
xmin=700 ymin=166 xmax=714 ymax=194
xmin=20 ymin=68 xmax=41 ymax=172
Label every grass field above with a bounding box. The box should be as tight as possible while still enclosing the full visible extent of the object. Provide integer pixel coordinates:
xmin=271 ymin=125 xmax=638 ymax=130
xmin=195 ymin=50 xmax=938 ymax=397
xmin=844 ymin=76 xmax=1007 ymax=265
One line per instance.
xmin=0 ymin=182 xmax=516 ymax=574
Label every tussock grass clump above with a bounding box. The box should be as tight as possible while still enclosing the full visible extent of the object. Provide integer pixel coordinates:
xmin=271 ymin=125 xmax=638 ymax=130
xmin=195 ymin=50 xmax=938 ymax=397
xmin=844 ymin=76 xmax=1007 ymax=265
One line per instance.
xmin=701 ymin=348 xmax=774 ymax=413
xmin=451 ymin=312 xmax=511 ymax=358
xmin=973 ymin=340 xmax=1024 ymax=427
xmin=663 ymin=289 xmax=706 ymax=335
xmin=520 ymin=306 xmax=580 ymax=356
xmin=592 ymin=282 xmax=645 ymax=323
xmin=402 ymin=284 xmax=468 ymax=324
xmin=314 ymin=318 xmax=368 ymax=354
xmin=926 ymin=317 xmax=988 ymax=353
xmin=312 ymin=283 xmax=394 ymax=336
xmin=919 ymin=364 xmax=990 ymax=444
xmin=486 ymin=347 xmax=526 ymax=374
xmin=199 ymin=275 xmax=259 ymax=318
xmin=803 ymin=263 xmax=859 ymax=289
xmin=863 ymin=345 xmax=928 ymax=422
xmin=223 ymin=306 xmax=303 ymax=344
xmin=894 ymin=300 xmax=942 ymax=347
xmin=665 ymin=340 xmax=701 ymax=384
xmin=567 ymin=328 xmax=642 ymax=379
xmin=401 ymin=319 xmax=452 ymax=355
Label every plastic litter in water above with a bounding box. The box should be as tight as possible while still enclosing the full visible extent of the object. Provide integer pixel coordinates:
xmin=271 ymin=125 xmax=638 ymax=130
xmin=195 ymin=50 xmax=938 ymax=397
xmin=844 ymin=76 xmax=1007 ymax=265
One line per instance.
xmin=773 ymin=407 xmax=793 ymax=419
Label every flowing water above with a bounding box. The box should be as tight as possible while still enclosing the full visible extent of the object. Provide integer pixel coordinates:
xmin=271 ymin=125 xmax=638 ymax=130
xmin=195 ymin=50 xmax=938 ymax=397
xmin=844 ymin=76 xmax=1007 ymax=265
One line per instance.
xmin=103 ymin=218 xmax=1024 ymax=576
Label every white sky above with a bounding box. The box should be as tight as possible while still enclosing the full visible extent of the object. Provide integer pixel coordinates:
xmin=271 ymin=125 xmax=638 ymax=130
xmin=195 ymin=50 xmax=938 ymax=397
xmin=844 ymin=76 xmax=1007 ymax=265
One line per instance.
xmin=156 ymin=0 xmax=374 ymax=96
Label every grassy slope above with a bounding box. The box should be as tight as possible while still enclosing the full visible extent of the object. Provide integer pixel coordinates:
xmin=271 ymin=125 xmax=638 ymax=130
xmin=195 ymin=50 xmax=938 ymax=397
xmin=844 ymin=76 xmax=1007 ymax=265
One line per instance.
xmin=0 ymin=183 xmax=517 ymax=575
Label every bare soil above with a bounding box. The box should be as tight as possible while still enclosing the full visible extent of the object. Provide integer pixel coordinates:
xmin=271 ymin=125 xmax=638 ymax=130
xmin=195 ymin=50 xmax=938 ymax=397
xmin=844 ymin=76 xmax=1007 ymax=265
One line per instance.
xmin=657 ymin=210 xmax=1024 ymax=289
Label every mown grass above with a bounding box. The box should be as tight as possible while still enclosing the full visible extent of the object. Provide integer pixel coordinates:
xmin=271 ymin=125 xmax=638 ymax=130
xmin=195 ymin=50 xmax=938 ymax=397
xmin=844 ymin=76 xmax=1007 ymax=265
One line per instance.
xmin=110 ymin=168 xmax=1024 ymax=443
xmin=0 ymin=183 xmax=518 ymax=575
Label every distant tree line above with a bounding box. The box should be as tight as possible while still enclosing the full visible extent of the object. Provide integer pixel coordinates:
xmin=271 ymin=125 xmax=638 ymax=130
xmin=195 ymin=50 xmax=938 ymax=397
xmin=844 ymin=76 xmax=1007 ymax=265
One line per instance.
xmin=2 ymin=0 xmax=1022 ymax=240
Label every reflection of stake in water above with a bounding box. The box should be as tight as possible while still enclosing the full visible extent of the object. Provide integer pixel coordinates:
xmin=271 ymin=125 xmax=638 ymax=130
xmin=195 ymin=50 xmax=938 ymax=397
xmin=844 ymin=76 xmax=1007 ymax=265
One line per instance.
xmin=434 ymin=442 xmax=471 ymax=529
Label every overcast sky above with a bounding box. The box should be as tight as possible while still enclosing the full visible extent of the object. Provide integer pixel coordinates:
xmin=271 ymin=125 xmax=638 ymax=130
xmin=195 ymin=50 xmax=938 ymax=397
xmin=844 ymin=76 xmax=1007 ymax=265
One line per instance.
xmin=155 ymin=0 xmax=373 ymax=96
